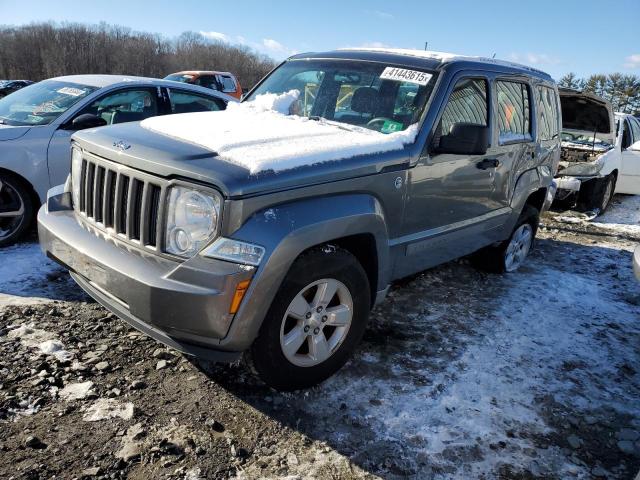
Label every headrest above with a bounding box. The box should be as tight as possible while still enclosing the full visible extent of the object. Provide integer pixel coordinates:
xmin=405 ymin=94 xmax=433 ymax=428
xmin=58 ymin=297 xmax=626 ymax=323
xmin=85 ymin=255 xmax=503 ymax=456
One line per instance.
xmin=351 ymin=87 xmax=379 ymax=115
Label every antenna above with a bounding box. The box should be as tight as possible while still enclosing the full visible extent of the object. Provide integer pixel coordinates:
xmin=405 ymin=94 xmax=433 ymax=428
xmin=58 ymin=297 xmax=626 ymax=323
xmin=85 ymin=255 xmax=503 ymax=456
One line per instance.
xmin=492 ymin=53 xmax=496 ymax=58
xmin=424 ymin=42 xmax=428 ymax=51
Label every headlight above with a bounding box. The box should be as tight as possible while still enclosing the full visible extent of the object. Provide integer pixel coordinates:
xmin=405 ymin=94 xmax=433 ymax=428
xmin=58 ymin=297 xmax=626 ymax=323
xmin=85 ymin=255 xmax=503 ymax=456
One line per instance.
xmin=165 ymin=186 xmax=221 ymax=257
xmin=71 ymin=147 xmax=83 ymax=208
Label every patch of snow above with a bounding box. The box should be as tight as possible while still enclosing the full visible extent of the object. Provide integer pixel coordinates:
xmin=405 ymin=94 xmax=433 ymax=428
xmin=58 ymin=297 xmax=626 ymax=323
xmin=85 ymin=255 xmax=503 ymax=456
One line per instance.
xmin=59 ymin=381 xmax=94 ymax=401
xmin=592 ymin=194 xmax=640 ymax=235
xmin=141 ymin=90 xmax=419 ymax=174
xmin=38 ymin=339 xmax=73 ymax=362
xmin=7 ymin=322 xmax=55 ymax=347
xmin=83 ymin=398 xmax=134 ymax=422
xmin=0 ymin=242 xmax=80 ymax=308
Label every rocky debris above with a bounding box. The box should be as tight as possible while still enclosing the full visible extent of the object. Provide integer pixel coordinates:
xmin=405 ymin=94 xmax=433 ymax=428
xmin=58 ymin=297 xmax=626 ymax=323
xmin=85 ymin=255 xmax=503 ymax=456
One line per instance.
xmin=567 ymin=434 xmax=583 ymax=449
xmin=80 ymin=466 xmax=101 ymax=477
xmin=94 ymin=361 xmax=110 ymax=372
xmin=152 ymin=348 xmax=174 ymax=360
xmin=83 ymin=398 xmax=134 ymax=422
xmin=156 ymin=360 xmax=168 ymax=370
xmin=129 ymin=379 xmax=146 ymax=390
xmin=59 ymin=381 xmax=94 ymax=401
xmin=24 ymin=436 xmax=46 ymax=449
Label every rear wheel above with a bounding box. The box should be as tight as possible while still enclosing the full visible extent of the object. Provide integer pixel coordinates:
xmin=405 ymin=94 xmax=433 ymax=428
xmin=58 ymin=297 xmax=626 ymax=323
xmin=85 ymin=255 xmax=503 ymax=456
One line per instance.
xmin=473 ymin=205 xmax=539 ymax=273
xmin=0 ymin=172 xmax=35 ymax=247
xmin=247 ymin=247 xmax=371 ymax=391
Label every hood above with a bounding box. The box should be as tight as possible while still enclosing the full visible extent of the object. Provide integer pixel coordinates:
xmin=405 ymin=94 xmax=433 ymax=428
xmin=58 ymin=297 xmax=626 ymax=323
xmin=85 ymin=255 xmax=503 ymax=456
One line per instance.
xmin=72 ymin=119 xmax=413 ymax=199
xmin=559 ymin=89 xmax=614 ymax=136
xmin=139 ymin=95 xmax=417 ymax=175
xmin=0 ymin=125 xmax=31 ymax=141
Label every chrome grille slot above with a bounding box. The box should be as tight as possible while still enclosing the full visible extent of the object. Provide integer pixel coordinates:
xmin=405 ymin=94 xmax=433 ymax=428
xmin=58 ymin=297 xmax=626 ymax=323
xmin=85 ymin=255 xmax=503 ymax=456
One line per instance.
xmin=74 ymin=152 xmax=167 ymax=253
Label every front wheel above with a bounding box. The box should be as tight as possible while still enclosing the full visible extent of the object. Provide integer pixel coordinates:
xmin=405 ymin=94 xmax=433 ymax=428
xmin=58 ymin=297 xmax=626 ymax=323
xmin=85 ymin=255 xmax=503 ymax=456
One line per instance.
xmin=247 ymin=247 xmax=371 ymax=391
xmin=580 ymin=174 xmax=615 ymax=214
xmin=0 ymin=172 xmax=35 ymax=247
xmin=472 ymin=205 xmax=539 ymax=273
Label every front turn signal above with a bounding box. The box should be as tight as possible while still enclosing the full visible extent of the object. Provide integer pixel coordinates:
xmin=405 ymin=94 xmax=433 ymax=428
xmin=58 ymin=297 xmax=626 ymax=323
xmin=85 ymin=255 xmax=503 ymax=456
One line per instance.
xmin=229 ymin=280 xmax=251 ymax=314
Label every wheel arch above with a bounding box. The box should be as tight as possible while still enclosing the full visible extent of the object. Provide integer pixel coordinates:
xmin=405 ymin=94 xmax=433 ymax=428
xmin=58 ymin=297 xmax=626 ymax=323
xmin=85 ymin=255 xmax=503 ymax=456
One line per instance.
xmin=0 ymin=167 xmax=41 ymax=217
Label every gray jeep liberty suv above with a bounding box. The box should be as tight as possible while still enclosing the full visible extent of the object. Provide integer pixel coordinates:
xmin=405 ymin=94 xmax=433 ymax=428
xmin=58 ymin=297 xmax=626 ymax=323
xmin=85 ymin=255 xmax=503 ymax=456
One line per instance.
xmin=38 ymin=48 xmax=560 ymax=390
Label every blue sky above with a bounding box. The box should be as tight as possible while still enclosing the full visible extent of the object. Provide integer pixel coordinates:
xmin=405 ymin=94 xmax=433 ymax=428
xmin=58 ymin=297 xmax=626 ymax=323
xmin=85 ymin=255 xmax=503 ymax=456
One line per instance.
xmin=1 ymin=0 xmax=638 ymax=80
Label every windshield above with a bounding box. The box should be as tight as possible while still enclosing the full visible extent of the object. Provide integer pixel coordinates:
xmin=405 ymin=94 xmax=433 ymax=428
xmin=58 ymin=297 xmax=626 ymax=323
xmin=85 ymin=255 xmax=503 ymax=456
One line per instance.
xmin=561 ymin=131 xmax=612 ymax=148
xmin=246 ymin=59 xmax=437 ymax=133
xmin=0 ymin=80 xmax=98 ymax=126
xmin=164 ymin=74 xmax=195 ymax=83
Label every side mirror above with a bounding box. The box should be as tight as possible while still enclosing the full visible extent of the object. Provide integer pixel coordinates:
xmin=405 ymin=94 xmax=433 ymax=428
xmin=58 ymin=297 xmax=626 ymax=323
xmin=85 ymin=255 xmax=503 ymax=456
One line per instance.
xmin=433 ymin=123 xmax=489 ymax=155
xmin=70 ymin=113 xmax=107 ymax=130
xmin=630 ymin=140 xmax=640 ymax=152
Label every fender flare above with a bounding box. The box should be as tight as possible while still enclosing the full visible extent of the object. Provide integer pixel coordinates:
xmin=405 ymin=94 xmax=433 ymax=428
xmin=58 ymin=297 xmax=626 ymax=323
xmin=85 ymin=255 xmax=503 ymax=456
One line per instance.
xmin=217 ymin=193 xmax=389 ymax=351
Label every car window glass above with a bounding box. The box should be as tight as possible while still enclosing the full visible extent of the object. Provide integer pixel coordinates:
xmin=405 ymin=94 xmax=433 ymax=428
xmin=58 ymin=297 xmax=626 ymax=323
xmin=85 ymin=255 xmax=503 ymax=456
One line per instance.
xmin=629 ymin=118 xmax=640 ymax=144
xmin=78 ymin=89 xmax=158 ymax=125
xmin=196 ymin=76 xmax=219 ymax=90
xmin=496 ymin=80 xmax=532 ymax=144
xmin=435 ymin=78 xmax=488 ymax=145
xmin=247 ymin=59 xmax=437 ymax=133
xmin=621 ymin=120 xmax=632 ymax=149
xmin=536 ymin=86 xmax=559 ymax=141
xmin=169 ymin=89 xmax=224 ymax=113
xmin=0 ymin=80 xmax=97 ymax=126
xmin=218 ymin=76 xmax=236 ymax=93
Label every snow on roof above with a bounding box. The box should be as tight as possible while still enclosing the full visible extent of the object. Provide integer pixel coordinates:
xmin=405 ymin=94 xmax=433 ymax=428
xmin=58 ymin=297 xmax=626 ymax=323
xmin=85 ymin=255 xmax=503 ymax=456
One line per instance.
xmin=339 ymin=48 xmax=548 ymax=76
xmin=141 ymin=90 xmax=418 ymax=174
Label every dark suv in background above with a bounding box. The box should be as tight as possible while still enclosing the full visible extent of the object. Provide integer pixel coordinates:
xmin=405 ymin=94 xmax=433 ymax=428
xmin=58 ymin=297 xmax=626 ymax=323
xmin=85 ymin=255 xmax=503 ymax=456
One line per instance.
xmin=0 ymin=79 xmax=33 ymax=98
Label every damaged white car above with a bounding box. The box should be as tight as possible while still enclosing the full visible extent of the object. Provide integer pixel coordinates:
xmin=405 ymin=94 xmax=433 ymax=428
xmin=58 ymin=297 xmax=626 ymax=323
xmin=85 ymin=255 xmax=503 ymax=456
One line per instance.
xmin=553 ymin=88 xmax=640 ymax=213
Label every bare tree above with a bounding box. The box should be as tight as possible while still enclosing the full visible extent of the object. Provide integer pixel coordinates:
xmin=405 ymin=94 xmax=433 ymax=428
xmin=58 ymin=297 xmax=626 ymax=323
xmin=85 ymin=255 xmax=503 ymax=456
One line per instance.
xmin=0 ymin=22 xmax=277 ymax=89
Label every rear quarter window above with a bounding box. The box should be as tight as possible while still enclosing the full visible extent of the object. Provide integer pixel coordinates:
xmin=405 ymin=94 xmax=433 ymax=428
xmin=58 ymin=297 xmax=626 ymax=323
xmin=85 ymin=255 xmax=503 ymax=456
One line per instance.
xmin=536 ymin=86 xmax=560 ymax=141
xmin=496 ymin=80 xmax=532 ymax=144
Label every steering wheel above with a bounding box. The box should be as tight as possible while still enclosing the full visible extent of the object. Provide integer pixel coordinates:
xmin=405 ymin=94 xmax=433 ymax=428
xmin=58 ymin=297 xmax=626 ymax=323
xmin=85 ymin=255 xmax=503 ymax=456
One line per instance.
xmin=366 ymin=117 xmax=394 ymax=131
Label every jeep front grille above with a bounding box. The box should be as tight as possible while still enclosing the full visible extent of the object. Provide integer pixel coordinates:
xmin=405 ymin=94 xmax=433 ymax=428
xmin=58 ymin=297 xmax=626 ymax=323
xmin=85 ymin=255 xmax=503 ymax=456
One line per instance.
xmin=74 ymin=153 xmax=166 ymax=250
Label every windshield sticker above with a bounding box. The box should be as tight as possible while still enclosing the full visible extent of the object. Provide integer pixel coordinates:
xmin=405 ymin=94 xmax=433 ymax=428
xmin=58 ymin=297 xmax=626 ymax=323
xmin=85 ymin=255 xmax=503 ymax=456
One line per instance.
xmin=57 ymin=87 xmax=85 ymax=97
xmin=381 ymin=119 xmax=404 ymax=134
xmin=380 ymin=67 xmax=432 ymax=86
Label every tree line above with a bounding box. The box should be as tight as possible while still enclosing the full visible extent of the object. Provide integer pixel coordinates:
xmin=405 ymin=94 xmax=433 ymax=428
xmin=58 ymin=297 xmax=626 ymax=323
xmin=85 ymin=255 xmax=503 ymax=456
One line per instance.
xmin=0 ymin=22 xmax=277 ymax=89
xmin=559 ymin=72 xmax=640 ymax=114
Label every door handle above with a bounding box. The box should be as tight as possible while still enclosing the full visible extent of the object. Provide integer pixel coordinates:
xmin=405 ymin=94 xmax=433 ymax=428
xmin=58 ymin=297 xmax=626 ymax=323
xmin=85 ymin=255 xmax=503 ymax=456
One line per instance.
xmin=476 ymin=158 xmax=500 ymax=170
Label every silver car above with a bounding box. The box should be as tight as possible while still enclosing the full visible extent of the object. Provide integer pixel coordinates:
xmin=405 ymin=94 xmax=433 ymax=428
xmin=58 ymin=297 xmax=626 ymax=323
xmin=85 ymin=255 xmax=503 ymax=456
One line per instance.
xmin=0 ymin=74 xmax=234 ymax=246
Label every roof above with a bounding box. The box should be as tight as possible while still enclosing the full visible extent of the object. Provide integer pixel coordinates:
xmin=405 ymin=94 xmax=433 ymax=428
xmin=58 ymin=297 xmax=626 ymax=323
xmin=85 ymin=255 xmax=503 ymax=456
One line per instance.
xmin=289 ymin=48 xmax=553 ymax=81
xmin=42 ymin=74 xmax=238 ymax=102
xmin=169 ymin=71 xmax=235 ymax=77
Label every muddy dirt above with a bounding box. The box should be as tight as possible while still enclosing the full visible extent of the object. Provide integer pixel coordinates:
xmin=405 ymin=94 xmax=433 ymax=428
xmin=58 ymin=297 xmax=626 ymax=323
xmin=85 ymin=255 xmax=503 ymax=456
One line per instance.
xmin=1 ymin=200 xmax=639 ymax=479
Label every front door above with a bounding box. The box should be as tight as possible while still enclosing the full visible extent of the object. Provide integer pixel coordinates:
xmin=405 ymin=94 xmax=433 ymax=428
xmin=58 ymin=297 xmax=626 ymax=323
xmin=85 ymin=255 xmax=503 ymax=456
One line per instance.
xmin=396 ymin=75 xmax=503 ymax=277
xmin=618 ymin=116 xmax=640 ymax=194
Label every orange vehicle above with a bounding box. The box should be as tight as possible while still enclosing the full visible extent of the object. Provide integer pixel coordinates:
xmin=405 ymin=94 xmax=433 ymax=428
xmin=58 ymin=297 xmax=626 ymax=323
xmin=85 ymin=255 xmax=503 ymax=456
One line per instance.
xmin=164 ymin=71 xmax=243 ymax=100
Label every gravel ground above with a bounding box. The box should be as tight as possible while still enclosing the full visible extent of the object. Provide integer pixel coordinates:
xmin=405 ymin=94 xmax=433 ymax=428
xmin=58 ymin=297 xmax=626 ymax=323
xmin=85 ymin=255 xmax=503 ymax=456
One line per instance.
xmin=0 ymin=195 xmax=639 ymax=479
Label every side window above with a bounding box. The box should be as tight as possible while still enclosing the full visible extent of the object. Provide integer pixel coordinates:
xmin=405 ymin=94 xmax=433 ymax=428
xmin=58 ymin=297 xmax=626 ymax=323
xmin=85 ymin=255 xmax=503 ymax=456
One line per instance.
xmin=435 ymin=78 xmax=488 ymax=145
xmin=168 ymin=89 xmax=224 ymax=114
xmin=621 ymin=120 xmax=632 ymax=149
xmin=630 ymin=118 xmax=640 ymax=145
xmin=196 ymin=75 xmax=218 ymax=90
xmin=78 ymin=89 xmax=158 ymax=125
xmin=496 ymin=80 xmax=532 ymax=144
xmin=217 ymin=75 xmax=237 ymax=93
xmin=536 ymin=86 xmax=560 ymax=141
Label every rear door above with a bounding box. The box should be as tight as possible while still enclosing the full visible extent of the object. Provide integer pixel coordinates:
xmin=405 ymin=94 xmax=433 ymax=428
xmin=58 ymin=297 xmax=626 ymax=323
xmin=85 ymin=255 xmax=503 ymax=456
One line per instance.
xmin=618 ymin=116 xmax=640 ymax=194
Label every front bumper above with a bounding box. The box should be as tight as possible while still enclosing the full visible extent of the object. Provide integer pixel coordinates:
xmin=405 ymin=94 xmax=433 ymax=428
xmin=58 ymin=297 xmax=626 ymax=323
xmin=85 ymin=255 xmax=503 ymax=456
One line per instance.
xmin=38 ymin=192 xmax=254 ymax=362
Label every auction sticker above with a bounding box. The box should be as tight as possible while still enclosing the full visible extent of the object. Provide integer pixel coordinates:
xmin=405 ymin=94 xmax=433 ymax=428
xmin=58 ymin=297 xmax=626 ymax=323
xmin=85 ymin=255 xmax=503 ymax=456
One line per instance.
xmin=57 ymin=87 xmax=86 ymax=97
xmin=380 ymin=67 xmax=432 ymax=86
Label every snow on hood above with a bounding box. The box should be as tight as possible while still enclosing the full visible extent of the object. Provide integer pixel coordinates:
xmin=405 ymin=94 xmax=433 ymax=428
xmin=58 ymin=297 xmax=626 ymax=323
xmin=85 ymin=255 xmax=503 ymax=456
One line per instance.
xmin=141 ymin=90 xmax=418 ymax=174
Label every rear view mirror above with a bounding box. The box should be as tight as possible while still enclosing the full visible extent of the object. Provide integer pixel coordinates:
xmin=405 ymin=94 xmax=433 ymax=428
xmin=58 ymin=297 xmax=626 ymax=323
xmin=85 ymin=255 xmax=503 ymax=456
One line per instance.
xmin=434 ymin=123 xmax=489 ymax=155
xmin=70 ymin=113 xmax=107 ymax=130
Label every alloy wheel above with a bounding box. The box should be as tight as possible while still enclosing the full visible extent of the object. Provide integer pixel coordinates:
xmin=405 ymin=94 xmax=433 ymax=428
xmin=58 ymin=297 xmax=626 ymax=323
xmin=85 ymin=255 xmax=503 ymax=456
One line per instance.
xmin=504 ymin=223 xmax=533 ymax=272
xmin=0 ymin=177 xmax=26 ymax=242
xmin=279 ymin=278 xmax=353 ymax=367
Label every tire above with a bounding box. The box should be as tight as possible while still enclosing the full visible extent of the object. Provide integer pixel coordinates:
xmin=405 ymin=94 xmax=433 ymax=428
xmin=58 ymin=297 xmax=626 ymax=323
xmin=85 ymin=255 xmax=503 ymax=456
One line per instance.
xmin=579 ymin=174 xmax=615 ymax=214
xmin=0 ymin=172 xmax=35 ymax=247
xmin=472 ymin=205 xmax=539 ymax=273
xmin=247 ymin=247 xmax=371 ymax=391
